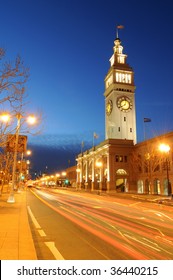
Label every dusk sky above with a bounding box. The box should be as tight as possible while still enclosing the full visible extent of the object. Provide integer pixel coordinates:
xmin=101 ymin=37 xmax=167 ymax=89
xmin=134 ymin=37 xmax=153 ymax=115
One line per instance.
xmin=1 ymin=0 xmax=173 ymax=174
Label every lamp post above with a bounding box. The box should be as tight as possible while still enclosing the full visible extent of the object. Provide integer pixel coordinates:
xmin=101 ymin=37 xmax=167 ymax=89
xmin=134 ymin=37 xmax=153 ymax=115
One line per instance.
xmin=26 ymin=149 xmax=32 ymax=179
xmin=0 ymin=112 xmax=36 ymax=203
xmin=62 ymin=171 xmax=67 ymax=187
xmin=159 ymin=143 xmax=171 ymax=196
xmin=7 ymin=113 xmax=21 ymax=202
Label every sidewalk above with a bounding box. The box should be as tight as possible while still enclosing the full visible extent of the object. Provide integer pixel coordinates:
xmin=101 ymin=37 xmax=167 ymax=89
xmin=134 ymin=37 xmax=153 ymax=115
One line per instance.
xmin=0 ymin=189 xmax=37 ymax=260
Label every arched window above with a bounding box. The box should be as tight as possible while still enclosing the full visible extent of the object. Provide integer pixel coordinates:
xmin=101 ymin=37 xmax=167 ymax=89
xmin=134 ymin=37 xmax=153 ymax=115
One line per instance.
xmin=116 ymin=169 xmax=127 ymax=175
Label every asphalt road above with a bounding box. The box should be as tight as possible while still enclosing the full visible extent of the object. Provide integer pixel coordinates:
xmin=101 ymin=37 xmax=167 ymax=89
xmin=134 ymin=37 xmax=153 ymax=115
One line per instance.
xmin=26 ymin=188 xmax=173 ymax=260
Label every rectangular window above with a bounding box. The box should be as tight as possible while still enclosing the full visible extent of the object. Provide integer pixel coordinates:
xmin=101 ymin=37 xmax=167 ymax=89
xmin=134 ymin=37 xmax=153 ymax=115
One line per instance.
xmin=118 ymin=127 xmax=120 ymax=132
xmin=119 ymin=156 xmax=123 ymax=162
xmin=116 ymin=72 xmax=119 ymax=82
xmin=124 ymin=117 xmax=126 ymax=121
xmin=128 ymin=74 xmax=131 ymax=84
xmin=124 ymin=156 xmax=127 ymax=162
xmin=115 ymin=155 xmax=119 ymax=162
xmin=130 ymin=128 xmax=132 ymax=132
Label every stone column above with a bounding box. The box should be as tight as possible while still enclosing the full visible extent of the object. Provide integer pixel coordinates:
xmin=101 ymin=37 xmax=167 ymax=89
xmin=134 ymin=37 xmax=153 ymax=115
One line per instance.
xmin=85 ymin=159 xmax=89 ymax=191
xmin=91 ymin=158 xmax=95 ymax=191
xmin=106 ymin=153 xmax=115 ymax=192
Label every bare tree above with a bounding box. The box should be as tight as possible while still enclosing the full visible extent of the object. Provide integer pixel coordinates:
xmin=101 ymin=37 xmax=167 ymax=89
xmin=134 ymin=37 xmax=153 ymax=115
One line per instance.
xmin=130 ymin=144 xmax=162 ymax=193
xmin=0 ymin=48 xmax=31 ymax=193
xmin=0 ymin=48 xmax=30 ymax=146
xmin=0 ymin=48 xmax=43 ymax=195
xmin=0 ymin=150 xmax=14 ymax=195
xmin=0 ymin=49 xmax=29 ymax=108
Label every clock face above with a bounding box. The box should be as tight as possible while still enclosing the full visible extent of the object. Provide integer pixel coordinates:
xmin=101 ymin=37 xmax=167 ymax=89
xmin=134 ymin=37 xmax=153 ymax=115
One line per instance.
xmin=117 ymin=96 xmax=133 ymax=112
xmin=106 ymin=99 xmax=113 ymax=115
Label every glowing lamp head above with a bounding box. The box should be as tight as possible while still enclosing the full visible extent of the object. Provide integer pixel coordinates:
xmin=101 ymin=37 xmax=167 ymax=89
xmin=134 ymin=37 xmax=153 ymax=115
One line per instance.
xmin=0 ymin=113 xmax=10 ymax=123
xmin=159 ymin=143 xmax=170 ymax=153
xmin=26 ymin=150 xmax=32 ymax=156
xmin=96 ymin=161 xmax=102 ymax=167
xmin=27 ymin=115 xmax=36 ymax=125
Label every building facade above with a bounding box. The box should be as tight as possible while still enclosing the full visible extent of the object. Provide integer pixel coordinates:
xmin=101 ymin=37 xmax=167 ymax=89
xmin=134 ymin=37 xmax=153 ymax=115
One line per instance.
xmin=133 ymin=133 xmax=173 ymax=195
xmin=76 ymin=30 xmax=173 ymax=196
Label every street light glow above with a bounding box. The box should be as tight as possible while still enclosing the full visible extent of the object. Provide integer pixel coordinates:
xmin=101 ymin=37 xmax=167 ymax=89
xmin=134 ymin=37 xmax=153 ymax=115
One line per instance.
xmin=27 ymin=115 xmax=36 ymax=125
xmin=0 ymin=113 xmax=10 ymax=123
xmin=96 ymin=161 xmax=102 ymax=167
xmin=26 ymin=150 xmax=32 ymax=156
xmin=159 ymin=143 xmax=170 ymax=153
xmin=76 ymin=168 xmax=80 ymax=173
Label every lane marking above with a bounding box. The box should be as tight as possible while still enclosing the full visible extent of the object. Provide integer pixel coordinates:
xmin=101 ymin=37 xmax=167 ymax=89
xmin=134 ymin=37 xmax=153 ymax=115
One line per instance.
xmin=28 ymin=199 xmax=65 ymax=260
xmin=27 ymin=206 xmax=41 ymax=229
xmin=27 ymin=206 xmax=46 ymax=236
xmin=45 ymin=242 xmax=64 ymax=260
xmin=38 ymin=229 xmax=46 ymax=237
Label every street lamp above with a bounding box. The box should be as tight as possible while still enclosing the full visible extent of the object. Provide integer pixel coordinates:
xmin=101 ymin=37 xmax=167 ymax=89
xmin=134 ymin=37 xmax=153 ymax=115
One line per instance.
xmin=0 ymin=112 xmax=36 ymax=203
xmin=26 ymin=159 xmax=31 ymax=178
xmin=159 ymin=143 xmax=171 ymax=196
xmin=26 ymin=149 xmax=32 ymax=156
xmin=18 ymin=150 xmax=32 ymax=189
xmin=25 ymin=149 xmax=32 ymax=179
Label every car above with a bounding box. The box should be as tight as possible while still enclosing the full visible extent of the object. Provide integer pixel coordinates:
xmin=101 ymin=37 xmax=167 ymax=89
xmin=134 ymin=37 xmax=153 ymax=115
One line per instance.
xmin=25 ymin=180 xmax=34 ymax=188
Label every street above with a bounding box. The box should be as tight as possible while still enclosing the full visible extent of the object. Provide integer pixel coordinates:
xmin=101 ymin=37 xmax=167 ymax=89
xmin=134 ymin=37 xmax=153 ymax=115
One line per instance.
xmin=26 ymin=188 xmax=173 ymax=260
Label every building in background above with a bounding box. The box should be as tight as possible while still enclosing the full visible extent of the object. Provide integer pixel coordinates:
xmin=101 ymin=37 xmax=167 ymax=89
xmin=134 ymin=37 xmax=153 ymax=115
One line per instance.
xmin=76 ymin=30 xmax=173 ymax=196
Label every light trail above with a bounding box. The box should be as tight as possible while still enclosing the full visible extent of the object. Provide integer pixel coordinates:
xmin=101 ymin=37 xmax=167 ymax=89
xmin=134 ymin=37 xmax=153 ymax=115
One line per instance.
xmin=30 ymin=188 xmax=173 ymax=260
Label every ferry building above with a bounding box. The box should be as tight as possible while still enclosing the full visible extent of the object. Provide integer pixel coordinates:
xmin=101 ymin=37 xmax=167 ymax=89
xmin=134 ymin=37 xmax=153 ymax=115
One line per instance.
xmin=75 ymin=30 xmax=173 ymax=196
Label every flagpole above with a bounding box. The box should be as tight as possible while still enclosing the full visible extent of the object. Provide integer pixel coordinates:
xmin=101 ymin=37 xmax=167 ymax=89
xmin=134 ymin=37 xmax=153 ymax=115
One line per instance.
xmin=116 ymin=26 xmax=119 ymax=38
xmin=116 ymin=25 xmax=124 ymax=38
xmin=143 ymin=121 xmax=146 ymax=141
xmin=81 ymin=141 xmax=84 ymax=154
xmin=143 ymin=118 xmax=151 ymax=141
xmin=93 ymin=132 xmax=99 ymax=147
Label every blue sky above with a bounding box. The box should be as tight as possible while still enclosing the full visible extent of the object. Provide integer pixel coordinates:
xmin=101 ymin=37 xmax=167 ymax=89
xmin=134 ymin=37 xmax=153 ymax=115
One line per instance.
xmin=1 ymin=0 xmax=173 ymax=173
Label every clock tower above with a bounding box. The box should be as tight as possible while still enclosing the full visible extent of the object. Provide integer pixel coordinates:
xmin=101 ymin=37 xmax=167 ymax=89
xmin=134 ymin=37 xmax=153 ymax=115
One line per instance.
xmin=104 ymin=33 xmax=137 ymax=144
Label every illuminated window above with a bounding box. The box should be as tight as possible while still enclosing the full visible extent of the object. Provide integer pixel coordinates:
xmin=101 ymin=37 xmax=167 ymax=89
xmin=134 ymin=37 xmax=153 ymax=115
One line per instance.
xmin=119 ymin=156 xmax=123 ymax=162
xmin=117 ymin=56 xmax=125 ymax=64
xmin=115 ymin=155 xmax=127 ymax=163
xmin=116 ymin=72 xmax=131 ymax=84
xmin=127 ymin=74 xmax=131 ymax=83
xmin=116 ymin=169 xmax=127 ymax=175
